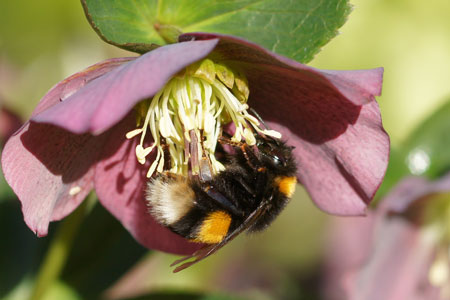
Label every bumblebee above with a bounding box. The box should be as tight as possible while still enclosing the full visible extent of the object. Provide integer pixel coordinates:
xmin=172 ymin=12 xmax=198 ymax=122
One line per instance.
xmin=146 ymin=132 xmax=297 ymax=272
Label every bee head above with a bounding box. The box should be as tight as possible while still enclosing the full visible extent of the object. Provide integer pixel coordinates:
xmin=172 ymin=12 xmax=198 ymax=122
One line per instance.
xmin=255 ymin=136 xmax=297 ymax=176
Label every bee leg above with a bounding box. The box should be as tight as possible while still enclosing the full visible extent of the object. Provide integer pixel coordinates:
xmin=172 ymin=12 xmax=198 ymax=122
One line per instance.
xmin=160 ymin=138 xmax=172 ymax=170
xmin=218 ymin=137 xmax=257 ymax=169
xmin=230 ymin=175 xmax=257 ymax=197
xmin=218 ymin=136 xmax=244 ymax=147
xmin=164 ymin=171 xmax=178 ymax=179
xmin=249 ymin=107 xmax=271 ymax=130
xmin=240 ymin=144 xmax=257 ymax=169
xmin=254 ymin=166 xmax=269 ymax=199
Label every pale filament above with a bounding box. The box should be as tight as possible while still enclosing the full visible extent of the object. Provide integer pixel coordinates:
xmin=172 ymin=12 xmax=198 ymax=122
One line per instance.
xmin=126 ymin=64 xmax=281 ymax=178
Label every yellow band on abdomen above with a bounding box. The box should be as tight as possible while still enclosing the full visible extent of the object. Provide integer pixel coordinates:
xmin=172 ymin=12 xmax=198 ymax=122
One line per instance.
xmin=194 ymin=210 xmax=232 ymax=244
xmin=275 ymin=176 xmax=297 ymax=198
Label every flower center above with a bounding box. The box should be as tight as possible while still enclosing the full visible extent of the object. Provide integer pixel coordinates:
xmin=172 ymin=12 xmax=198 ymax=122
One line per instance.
xmin=126 ymin=59 xmax=281 ymax=178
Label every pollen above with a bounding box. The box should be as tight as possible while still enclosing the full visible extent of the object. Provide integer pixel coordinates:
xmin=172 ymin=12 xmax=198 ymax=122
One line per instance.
xmin=275 ymin=176 xmax=297 ymax=198
xmin=124 ymin=59 xmax=282 ymax=179
xmin=69 ymin=186 xmax=82 ymax=196
xmin=194 ymin=210 xmax=232 ymax=244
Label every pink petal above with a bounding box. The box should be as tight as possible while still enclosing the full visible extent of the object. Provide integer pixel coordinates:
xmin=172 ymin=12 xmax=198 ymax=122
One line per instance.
xmin=0 ymin=58 xmax=131 ymax=236
xmin=181 ymin=33 xmax=388 ymax=215
xmin=94 ymin=114 xmax=201 ymax=255
xmin=319 ymin=69 xmax=384 ymax=105
xmin=32 ymin=39 xmax=219 ymax=135
xmin=1 ymin=121 xmax=109 ymax=236
xmin=324 ymin=174 xmax=450 ymax=300
xmin=325 ymin=213 xmax=439 ymax=300
xmin=380 ymin=173 xmax=450 ymax=214
xmin=32 ymin=58 xmax=133 ymax=117
xmin=347 ymin=216 xmax=438 ymax=300
xmin=323 ymin=215 xmax=377 ymax=300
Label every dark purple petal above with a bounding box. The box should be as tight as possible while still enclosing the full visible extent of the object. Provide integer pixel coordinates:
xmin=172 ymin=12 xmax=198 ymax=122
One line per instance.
xmin=32 ymin=40 xmax=219 ymax=135
xmin=271 ymin=102 xmax=389 ymax=215
xmin=181 ymin=33 xmax=388 ymax=215
xmin=1 ymin=121 xmax=109 ymax=236
xmin=180 ymin=33 xmax=383 ymax=106
xmin=94 ymin=114 xmax=201 ymax=255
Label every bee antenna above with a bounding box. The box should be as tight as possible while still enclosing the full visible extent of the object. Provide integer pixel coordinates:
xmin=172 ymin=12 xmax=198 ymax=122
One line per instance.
xmin=249 ymin=108 xmax=271 ymax=131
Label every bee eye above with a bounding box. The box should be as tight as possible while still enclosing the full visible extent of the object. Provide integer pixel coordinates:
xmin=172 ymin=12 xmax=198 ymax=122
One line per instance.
xmin=272 ymin=155 xmax=282 ymax=165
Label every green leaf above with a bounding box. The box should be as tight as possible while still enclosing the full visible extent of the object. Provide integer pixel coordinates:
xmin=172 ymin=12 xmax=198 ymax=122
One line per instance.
xmin=82 ymin=0 xmax=351 ymax=62
xmin=0 ymin=200 xmax=41 ymax=298
xmin=119 ymin=291 xmax=248 ymax=300
xmin=61 ymin=202 xmax=147 ymax=299
xmin=42 ymin=281 xmax=81 ymax=300
xmin=0 ymin=197 xmax=146 ymax=299
xmin=0 ymin=150 xmax=16 ymax=201
xmin=0 ymin=172 xmax=15 ymax=202
xmin=4 ymin=279 xmax=81 ymax=300
xmin=403 ymin=99 xmax=450 ymax=179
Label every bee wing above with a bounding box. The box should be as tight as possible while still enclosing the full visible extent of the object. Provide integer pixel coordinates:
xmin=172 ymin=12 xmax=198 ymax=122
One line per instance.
xmin=171 ymin=198 xmax=271 ymax=272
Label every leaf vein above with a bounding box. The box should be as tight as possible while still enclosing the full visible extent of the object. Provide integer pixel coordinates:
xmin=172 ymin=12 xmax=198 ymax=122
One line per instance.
xmin=183 ymin=0 xmax=266 ymax=30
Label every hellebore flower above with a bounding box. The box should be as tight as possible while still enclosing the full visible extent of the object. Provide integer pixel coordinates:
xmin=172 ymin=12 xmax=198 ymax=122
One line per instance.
xmin=323 ymin=173 xmax=450 ymax=300
xmin=1 ymin=33 xmax=388 ymax=254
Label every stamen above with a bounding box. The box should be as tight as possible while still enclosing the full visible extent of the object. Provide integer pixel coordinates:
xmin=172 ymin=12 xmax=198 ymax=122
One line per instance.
xmin=126 ymin=128 xmax=143 ymax=139
xmin=136 ymin=144 xmax=155 ymax=164
xmin=125 ymin=59 xmax=282 ymax=178
xmin=243 ymin=128 xmax=256 ymax=145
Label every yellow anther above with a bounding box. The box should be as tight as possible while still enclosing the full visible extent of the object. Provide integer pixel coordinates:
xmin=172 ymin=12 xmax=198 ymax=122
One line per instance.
xmin=215 ymin=63 xmax=235 ymax=89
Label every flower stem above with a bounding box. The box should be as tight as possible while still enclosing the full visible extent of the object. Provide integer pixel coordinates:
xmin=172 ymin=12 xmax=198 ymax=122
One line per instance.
xmin=29 ymin=196 xmax=93 ymax=300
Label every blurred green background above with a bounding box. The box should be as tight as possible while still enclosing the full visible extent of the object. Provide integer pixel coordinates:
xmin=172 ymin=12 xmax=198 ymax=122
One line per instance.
xmin=1 ymin=0 xmax=449 ymax=299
